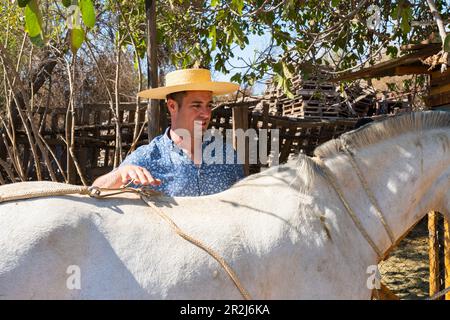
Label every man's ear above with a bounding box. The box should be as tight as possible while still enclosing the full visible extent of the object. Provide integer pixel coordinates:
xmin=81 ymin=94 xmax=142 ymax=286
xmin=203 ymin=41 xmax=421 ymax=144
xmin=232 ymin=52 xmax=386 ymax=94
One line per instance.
xmin=166 ymin=99 xmax=177 ymax=113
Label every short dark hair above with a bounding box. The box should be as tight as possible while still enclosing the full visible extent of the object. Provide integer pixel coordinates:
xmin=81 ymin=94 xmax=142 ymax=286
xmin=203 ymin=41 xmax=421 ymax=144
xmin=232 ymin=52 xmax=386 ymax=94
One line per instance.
xmin=166 ymin=91 xmax=187 ymax=108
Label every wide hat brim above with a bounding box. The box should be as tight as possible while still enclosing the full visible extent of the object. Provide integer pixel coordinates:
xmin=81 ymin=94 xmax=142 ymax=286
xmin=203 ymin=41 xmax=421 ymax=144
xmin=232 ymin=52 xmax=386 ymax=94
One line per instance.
xmin=137 ymin=81 xmax=240 ymax=100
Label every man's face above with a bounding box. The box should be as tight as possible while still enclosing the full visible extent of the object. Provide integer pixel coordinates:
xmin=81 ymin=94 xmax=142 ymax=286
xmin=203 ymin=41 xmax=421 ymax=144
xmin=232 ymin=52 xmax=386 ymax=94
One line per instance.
xmin=169 ymin=91 xmax=213 ymax=134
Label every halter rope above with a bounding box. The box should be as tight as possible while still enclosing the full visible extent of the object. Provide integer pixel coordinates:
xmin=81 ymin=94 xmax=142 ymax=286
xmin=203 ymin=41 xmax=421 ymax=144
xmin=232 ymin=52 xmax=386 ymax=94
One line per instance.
xmin=341 ymin=144 xmax=396 ymax=246
xmin=312 ymin=152 xmax=393 ymax=261
xmin=0 ymin=182 xmax=251 ymax=300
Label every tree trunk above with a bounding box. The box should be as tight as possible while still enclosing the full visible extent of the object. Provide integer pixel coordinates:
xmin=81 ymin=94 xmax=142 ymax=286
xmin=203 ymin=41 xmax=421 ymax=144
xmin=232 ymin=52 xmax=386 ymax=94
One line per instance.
xmin=145 ymin=0 xmax=160 ymax=142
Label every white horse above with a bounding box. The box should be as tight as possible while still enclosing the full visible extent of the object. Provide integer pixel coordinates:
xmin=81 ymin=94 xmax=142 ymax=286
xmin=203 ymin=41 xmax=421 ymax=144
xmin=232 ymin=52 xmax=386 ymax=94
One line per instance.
xmin=1 ymin=111 xmax=450 ymax=299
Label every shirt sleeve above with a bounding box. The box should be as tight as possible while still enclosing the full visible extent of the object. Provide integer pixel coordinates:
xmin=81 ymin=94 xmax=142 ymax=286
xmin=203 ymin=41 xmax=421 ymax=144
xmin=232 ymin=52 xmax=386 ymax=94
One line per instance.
xmin=120 ymin=139 xmax=162 ymax=169
xmin=118 ymin=142 xmax=163 ymax=189
xmin=120 ymin=145 xmax=148 ymax=168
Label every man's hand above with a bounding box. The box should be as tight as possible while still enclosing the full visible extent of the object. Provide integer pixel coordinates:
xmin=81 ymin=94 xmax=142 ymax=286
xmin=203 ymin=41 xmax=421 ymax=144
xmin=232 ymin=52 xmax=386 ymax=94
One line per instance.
xmin=92 ymin=165 xmax=161 ymax=188
xmin=118 ymin=165 xmax=161 ymax=186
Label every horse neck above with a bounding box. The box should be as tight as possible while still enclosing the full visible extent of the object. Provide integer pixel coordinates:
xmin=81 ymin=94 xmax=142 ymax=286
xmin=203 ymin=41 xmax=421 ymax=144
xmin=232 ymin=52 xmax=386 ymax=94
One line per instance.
xmin=321 ymin=128 xmax=450 ymax=257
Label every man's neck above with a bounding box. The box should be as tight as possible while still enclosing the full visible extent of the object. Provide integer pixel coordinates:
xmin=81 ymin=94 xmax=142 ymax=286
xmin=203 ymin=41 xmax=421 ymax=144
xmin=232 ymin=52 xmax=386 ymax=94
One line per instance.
xmin=168 ymin=127 xmax=184 ymax=145
xmin=169 ymin=127 xmax=203 ymax=165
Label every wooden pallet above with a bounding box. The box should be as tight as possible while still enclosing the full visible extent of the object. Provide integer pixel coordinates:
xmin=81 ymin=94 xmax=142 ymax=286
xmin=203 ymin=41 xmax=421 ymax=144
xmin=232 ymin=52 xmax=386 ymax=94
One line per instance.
xmin=297 ymin=88 xmax=339 ymax=98
xmin=282 ymin=98 xmax=343 ymax=118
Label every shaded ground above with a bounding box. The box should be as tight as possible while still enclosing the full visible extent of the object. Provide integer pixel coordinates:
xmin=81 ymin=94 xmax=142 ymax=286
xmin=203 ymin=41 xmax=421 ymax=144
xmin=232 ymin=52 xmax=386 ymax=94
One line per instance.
xmin=378 ymin=218 xmax=429 ymax=300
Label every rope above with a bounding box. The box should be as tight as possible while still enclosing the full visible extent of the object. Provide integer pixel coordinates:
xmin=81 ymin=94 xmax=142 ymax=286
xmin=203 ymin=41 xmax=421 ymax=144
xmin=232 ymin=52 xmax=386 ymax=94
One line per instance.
xmin=313 ymin=157 xmax=383 ymax=260
xmin=0 ymin=183 xmax=154 ymax=202
xmin=427 ymin=286 xmax=450 ymax=300
xmin=341 ymin=145 xmax=396 ymax=245
xmin=0 ymin=182 xmax=251 ymax=300
xmin=0 ymin=184 xmax=90 ymax=203
xmin=141 ymin=195 xmax=252 ymax=300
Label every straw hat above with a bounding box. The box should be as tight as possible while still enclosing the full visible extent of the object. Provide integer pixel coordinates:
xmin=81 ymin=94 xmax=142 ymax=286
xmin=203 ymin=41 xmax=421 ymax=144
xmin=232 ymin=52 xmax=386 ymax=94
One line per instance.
xmin=137 ymin=68 xmax=240 ymax=99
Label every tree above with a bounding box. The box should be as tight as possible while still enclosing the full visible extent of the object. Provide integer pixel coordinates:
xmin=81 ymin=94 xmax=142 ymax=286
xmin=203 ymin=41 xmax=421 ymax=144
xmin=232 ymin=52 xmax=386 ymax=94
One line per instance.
xmin=15 ymin=1 xmax=450 ymax=92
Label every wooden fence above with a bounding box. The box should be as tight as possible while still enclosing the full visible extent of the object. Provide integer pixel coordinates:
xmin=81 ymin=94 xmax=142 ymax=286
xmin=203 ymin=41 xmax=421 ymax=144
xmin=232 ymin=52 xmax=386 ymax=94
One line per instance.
xmin=10 ymin=102 xmax=148 ymax=183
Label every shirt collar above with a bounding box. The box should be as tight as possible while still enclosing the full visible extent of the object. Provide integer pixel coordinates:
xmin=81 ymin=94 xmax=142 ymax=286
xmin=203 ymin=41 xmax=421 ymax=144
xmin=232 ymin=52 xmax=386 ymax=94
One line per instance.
xmin=161 ymin=127 xmax=174 ymax=148
xmin=162 ymin=127 xmax=216 ymax=149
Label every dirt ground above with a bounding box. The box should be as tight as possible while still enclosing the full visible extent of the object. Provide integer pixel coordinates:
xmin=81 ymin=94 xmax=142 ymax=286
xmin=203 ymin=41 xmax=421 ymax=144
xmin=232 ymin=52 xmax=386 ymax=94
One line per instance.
xmin=378 ymin=218 xmax=430 ymax=300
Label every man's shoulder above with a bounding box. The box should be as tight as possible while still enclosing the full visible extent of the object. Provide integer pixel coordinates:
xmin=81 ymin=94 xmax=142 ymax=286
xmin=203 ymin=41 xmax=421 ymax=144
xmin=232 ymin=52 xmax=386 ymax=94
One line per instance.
xmin=133 ymin=142 xmax=156 ymax=154
xmin=151 ymin=128 xmax=173 ymax=146
xmin=125 ymin=136 xmax=165 ymax=159
xmin=136 ymin=132 xmax=168 ymax=150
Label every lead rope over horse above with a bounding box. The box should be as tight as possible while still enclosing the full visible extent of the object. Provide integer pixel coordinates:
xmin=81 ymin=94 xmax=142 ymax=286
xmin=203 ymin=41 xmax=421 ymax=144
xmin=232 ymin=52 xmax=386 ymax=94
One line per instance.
xmin=0 ymin=181 xmax=252 ymax=300
xmin=313 ymin=146 xmax=450 ymax=301
xmin=312 ymin=155 xmax=386 ymax=261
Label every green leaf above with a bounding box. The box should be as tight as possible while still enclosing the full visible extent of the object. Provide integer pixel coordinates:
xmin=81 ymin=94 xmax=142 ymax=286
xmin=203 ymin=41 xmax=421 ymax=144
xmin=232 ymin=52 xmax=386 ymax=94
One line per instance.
xmin=331 ymin=0 xmax=339 ymax=7
xmin=230 ymin=73 xmax=242 ymax=83
xmin=335 ymin=36 xmax=346 ymax=50
xmin=70 ymin=27 xmax=85 ymax=53
xmin=386 ymin=45 xmax=398 ymax=58
xmin=400 ymin=7 xmax=411 ymax=34
xmin=282 ymin=60 xmax=293 ymax=79
xmin=209 ymin=25 xmax=217 ymax=51
xmin=29 ymin=34 xmax=45 ymax=47
xmin=25 ymin=0 xmax=43 ymax=38
xmin=18 ymin=0 xmax=31 ymax=8
xmin=133 ymin=54 xmax=139 ymax=71
xmin=391 ymin=5 xmax=398 ymax=20
xmin=79 ymin=0 xmax=96 ymax=28
xmin=211 ymin=0 xmax=219 ymax=7
xmin=246 ymin=75 xmax=255 ymax=86
xmin=400 ymin=16 xmax=410 ymax=34
xmin=274 ymin=73 xmax=284 ymax=90
xmin=62 ymin=0 xmax=72 ymax=8
xmin=231 ymin=0 xmax=244 ymax=15
xmin=444 ymin=34 xmax=450 ymax=53
xmin=283 ymin=79 xmax=294 ymax=99
xmin=301 ymin=69 xmax=310 ymax=81
xmin=215 ymin=57 xmax=225 ymax=73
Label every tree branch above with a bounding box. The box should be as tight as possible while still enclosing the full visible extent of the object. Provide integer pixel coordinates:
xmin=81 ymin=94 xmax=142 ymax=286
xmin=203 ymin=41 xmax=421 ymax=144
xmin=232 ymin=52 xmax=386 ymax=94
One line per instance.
xmin=426 ymin=0 xmax=449 ymax=72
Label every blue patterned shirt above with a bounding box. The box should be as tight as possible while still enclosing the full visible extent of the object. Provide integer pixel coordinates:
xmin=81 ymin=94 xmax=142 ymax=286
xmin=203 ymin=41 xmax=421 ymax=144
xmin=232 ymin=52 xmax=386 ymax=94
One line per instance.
xmin=120 ymin=128 xmax=245 ymax=197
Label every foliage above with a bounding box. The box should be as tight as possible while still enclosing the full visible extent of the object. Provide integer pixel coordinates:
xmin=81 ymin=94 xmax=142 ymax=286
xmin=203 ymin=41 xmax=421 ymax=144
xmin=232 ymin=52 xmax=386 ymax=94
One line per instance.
xmin=11 ymin=0 xmax=450 ymax=92
xmin=18 ymin=0 xmax=96 ymax=53
xmin=147 ymin=0 xmax=449 ymax=91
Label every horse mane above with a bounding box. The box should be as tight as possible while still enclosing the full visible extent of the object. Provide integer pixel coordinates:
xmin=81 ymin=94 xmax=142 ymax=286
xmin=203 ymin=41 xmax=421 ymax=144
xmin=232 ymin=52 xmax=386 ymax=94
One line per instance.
xmin=314 ymin=111 xmax=450 ymax=159
xmin=283 ymin=111 xmax=450 ymax=192
xmin=238 ymin=112 xmax=450 ymax=193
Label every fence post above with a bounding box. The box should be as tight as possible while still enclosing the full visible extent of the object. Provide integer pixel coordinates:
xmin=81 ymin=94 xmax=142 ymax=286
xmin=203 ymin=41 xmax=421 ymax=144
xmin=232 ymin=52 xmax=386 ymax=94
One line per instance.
xmin=232 ymin=105 xmax=249 ymax=176
xmin=445 ymin=217 xmax=450 ymax=300
xmin=428 ymin=211 xmax=440 ymax=297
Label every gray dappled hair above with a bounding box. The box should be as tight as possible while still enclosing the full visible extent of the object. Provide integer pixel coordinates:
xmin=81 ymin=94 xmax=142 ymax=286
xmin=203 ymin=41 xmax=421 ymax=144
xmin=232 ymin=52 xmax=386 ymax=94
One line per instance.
xmin=314 ymin=111 xmax=450 ymax=159
xmin=235 ymin=112 xmax=450 ymax=193
xmin=294 ymin=111 xmax=450 ymax=192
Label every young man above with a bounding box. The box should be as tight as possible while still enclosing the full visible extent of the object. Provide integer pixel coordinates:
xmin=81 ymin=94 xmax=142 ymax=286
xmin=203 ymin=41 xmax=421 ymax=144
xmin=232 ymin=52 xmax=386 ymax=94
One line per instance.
xmin=92 ymin=68 xmax=245 ymax=196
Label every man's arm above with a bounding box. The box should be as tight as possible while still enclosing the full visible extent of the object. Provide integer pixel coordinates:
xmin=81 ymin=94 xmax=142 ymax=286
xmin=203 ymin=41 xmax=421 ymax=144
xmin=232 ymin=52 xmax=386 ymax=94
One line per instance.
xmin=92 ymin=165 xmax=161 ymax=188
